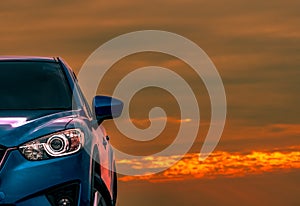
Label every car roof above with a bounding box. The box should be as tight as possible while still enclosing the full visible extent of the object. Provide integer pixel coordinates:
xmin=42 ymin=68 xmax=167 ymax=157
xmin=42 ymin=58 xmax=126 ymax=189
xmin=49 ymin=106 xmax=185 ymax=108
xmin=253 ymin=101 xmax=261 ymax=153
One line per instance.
xmin=0 ymin=56 xmax=57 ymax=62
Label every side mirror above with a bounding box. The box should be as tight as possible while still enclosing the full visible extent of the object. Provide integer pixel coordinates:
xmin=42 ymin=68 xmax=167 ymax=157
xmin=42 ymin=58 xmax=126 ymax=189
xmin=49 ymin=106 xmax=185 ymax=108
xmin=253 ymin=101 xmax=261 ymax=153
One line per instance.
xmin=92 ymin=95 xmax=123 ymax=124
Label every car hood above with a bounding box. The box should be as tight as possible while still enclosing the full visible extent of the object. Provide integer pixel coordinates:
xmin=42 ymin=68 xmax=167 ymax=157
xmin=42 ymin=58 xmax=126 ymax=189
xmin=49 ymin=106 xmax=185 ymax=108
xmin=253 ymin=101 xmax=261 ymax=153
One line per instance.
xmin=0 ymin=110 xmax=77 ymax=147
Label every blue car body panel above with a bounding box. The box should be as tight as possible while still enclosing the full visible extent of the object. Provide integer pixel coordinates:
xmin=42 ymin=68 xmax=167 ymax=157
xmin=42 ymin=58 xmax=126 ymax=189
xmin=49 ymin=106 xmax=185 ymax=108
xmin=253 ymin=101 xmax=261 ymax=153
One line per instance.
xmin=0 ymin=56 xmax=119 ymax=205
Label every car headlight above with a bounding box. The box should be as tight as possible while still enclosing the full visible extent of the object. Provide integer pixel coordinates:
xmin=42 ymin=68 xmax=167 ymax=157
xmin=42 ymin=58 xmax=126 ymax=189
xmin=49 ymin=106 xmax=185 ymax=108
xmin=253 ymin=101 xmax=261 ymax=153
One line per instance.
xmin=19 ymin=129 xmax=84 ymax=161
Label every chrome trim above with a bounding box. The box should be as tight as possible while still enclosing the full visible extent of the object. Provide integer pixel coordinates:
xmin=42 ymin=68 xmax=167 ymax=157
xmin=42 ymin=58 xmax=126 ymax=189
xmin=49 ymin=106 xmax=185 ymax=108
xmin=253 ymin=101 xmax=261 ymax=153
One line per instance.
xmin=0 ymin=147 xmax=16 ymax=168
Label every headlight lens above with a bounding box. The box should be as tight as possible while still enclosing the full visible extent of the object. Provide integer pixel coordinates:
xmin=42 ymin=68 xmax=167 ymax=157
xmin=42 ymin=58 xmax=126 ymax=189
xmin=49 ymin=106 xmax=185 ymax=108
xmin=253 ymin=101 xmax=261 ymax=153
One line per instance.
xmin=19 ymin=129 xmax=84 ymax=160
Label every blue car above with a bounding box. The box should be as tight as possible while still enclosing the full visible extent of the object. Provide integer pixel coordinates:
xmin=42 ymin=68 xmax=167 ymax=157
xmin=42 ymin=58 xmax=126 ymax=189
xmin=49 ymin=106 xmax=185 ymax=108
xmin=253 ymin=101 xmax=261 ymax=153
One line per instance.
xmin=0 ymin=56 xmax=123 ymax=206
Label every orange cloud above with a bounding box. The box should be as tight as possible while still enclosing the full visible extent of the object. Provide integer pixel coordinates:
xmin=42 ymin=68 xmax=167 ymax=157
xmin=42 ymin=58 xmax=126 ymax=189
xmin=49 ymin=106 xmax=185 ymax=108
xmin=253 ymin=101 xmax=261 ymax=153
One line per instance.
xmin=118 ymin=146 xmax=300 ymax=182
xmin=130 ymin=117 xmax=193 ymax=126
xmin=223 ymin=123 xmax=300 ymax=142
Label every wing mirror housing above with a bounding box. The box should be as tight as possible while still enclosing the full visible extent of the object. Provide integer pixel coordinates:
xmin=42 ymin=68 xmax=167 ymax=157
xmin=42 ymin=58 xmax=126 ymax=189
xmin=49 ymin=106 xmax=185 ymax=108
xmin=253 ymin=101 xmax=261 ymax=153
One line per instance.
xmin=92 ymin=95 xmax=123 ymax=124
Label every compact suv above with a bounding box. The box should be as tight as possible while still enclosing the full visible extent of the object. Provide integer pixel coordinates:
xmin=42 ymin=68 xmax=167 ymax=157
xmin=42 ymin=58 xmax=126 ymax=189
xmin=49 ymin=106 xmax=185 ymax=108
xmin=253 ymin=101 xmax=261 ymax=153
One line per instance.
xmin=0 ymin=56 xmax=123 ymax=206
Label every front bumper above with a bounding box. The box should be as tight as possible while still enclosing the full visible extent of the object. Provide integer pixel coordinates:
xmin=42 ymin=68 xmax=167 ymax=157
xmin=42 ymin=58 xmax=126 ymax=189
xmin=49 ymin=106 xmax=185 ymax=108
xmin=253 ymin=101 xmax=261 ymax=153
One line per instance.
xmin=0 ymin=148 xmax=91 ymax=205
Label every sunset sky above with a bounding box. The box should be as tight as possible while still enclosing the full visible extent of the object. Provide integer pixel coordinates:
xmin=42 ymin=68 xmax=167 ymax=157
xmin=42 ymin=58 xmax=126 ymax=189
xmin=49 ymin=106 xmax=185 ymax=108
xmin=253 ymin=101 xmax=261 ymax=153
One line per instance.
xmin=1 ymin=0 xmax=299 ymax=205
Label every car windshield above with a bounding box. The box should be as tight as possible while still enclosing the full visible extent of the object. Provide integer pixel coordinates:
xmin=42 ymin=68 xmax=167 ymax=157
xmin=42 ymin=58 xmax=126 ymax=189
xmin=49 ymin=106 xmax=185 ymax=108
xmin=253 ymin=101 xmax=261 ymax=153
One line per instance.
xmin=0 ymin=61 xmax=72 ymax=110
